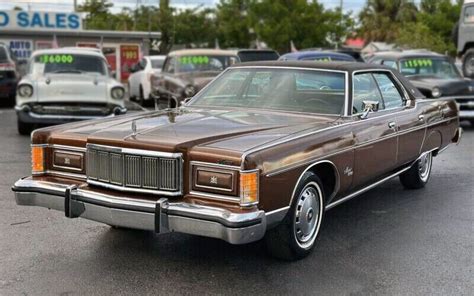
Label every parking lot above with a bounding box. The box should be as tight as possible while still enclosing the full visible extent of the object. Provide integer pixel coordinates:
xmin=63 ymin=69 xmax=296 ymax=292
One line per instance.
xmin=0 ymin=106 xmax=472 ymax=295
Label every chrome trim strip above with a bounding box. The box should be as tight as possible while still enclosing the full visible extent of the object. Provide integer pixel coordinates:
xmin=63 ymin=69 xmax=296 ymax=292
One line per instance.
xmin=86 ymin=143 xmax=183 ymax=159
xmin=190 ymin=161 xmax=240 ymax=170
xmin=88 ymin=178 xmax=182 ymax=197
xmin=325 ymin=148 xmax=437 ymax=210
xmin=265 ymin=206 xmax=290 ymax=228
xmin=50 ymin=144 xmax=86 ymax=152
xmin=189 ymin=190 xmax=240 ymax=202
xmin=39 ymin=170 xmax=87 ymax=180
xmin=288 ymin=160 xmax=341 ymax=211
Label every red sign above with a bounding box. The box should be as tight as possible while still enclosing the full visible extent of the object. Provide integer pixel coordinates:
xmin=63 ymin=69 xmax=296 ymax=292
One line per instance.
xmin=120 ymin=45 xmax=139 ymax=82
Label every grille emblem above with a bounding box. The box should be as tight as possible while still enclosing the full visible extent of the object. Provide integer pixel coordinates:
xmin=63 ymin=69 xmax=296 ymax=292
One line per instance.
xmin=64 ymin=157 xmax=71 ymax=165
xmin=210 ymin=176 xmax=218 ymax=184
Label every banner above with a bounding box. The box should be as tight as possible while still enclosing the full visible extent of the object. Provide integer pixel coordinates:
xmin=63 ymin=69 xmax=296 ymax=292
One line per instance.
xmin=120 ymin=45 xmax=139 ymax=82
xmin=0 ymin=10 xmax=82 ymax=31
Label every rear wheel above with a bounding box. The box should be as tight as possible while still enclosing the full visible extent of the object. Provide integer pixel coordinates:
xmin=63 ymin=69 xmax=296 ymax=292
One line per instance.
xmin=17 ymin=118 xmax=33 ymax=135
xmin=399 ymin=151 xmax=433 ymax=189
xmin=265 ymin=172 xmax=325 ymax=260
xmin=462 ymin=49 xmax=474 ymax=78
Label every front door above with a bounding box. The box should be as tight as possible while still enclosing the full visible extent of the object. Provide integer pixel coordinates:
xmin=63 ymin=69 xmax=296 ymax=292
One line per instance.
xmin=350 ymin=71 xmax=399 ymax=189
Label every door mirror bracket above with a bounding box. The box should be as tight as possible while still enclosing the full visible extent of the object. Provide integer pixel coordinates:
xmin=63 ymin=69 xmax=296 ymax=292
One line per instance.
xmin=360 ymin=100 xmax=379 ymax=119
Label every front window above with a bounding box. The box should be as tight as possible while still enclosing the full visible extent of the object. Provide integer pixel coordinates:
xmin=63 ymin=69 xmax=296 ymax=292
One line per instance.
xmin=176 ymin=55 xmax=238 ymax=73
xmin=189 ymin=68 xmax=346 ymax=115
xmin=399 ymin=57 xmax=460 ymax=79
xmin=30 ymin=53 xmax=108 ymax=75
xmin=464 ymin=6 xmax=474 ymax=23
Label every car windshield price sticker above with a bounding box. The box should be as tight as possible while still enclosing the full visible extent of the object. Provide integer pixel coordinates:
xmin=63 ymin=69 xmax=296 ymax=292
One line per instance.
xmin=403 ymin=58 xmax=433 ymax=68
xmin=37 ymin=54 xmax=74 ymax=64
xmin=179 ymin=56 xmax=210 ymax=65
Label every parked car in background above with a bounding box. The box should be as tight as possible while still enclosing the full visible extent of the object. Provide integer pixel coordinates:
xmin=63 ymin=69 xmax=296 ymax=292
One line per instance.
xmin=0 ymin=43 xmax=20 ymax=106
xmin=279 ymin=50 xmax=356 ymax=62
xmin=15 ymin=47 xmax=126 ymax=135
xmin=12 ymin=61 xmax=461 ymax=260
xmin=128 ymin=55 xmax=166 ymax=105
xmin=232 ymin=49 xmax=280 ymax=62
xmin=454 ymin=0 xmax=474 ymax=78
xmin=368 ymin=50 xmax=474 ymax=124
xmin=151 ymin=49 xmax=239 ymax=106
xmin=300 ymin=47 xmax=364 ymax=62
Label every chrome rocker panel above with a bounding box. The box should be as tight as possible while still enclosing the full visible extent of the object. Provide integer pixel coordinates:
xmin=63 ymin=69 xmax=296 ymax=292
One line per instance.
xmin=12 ymin=178 xmax=266 ymax=245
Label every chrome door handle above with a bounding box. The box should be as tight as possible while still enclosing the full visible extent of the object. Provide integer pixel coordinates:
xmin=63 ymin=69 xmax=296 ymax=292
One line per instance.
xmin=388 ymin=121 xmax=397 ymax=129
xmin=418 ymin=114 xmax=425 ymax=121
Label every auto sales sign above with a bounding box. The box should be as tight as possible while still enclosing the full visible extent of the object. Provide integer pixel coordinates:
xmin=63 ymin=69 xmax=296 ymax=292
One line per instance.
xmin=0 ymin=10 xmax=82 ymax=31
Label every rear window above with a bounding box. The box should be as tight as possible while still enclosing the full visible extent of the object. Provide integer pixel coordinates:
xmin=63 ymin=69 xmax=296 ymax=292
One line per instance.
xmin=238 ymin=51 xmax=279 ymax=62
xmin=151 ymin=59 xmax=165 ymax=69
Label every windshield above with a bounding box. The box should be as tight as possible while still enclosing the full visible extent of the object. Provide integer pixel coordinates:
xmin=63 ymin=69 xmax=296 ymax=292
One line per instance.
xmin=189 ymin=68 xmax=346 ymax=115
xmin=31 ymin=53 xmax=108 ymax=75
xmin=151 ymin=58 xmax=165 ymax=69
xmin=399 ymin=57 xmax=460 ymax=79
xmin=177 ymin=55 xmax=238 ymax=73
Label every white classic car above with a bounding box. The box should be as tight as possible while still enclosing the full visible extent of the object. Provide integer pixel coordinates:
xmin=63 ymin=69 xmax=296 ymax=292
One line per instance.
xmin=128 ymin=55 xmax=166 ymax=105
xmin=15 ymin=47 xmax=126 ymax=135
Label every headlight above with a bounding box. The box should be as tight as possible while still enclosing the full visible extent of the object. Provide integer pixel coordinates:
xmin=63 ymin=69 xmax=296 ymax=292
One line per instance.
xmin=31 ymin=145 xmax=45 ymax=174
xmin=111 ymin=87 xmax=125 ymax=100
xmin=18 ymin=84 xmax=33 ymax=97
xmin=184 ymin=85 xmax=196 ymax=97
xmin=192 ymin=163 xmax=259 ymax=207
xmin=431 ymin=87 xmax=441 ymax=98
xmin=52 ymin=150 xmax=84 ymax=172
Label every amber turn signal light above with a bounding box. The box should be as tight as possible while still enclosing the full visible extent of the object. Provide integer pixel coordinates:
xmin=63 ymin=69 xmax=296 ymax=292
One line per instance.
xmin=31 ymin=146 xmax=45 ymax=174
xmin=239 ymin=170 xmax=259 ymax=206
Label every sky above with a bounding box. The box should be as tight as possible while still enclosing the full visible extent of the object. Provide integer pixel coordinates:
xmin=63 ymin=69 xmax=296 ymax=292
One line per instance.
xmin=0 ymin=0 xmax=367 ymax=15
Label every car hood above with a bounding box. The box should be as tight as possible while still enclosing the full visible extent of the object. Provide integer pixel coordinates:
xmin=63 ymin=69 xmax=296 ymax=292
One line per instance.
xmin=407 ymin=75 xmax=474 ymax=96
xmin=42 ymin=107 xmax=339 ymax=159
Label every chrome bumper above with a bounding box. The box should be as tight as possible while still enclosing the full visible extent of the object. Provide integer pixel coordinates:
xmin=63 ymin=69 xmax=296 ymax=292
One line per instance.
xmin=15 ymin=105 xmax=127 ymax=124
xmin=12 ymin=178 xmax=266 ymax=245
xmin=459 ymin=110 xmax=474 ymax=119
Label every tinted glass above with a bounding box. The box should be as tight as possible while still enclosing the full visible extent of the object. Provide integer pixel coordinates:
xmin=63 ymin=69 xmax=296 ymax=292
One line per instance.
xmin=32 ymin=54 xmax=107 ymax=75
xmin=190 ymin=68 xmax=346 ymax=115
xmin=353 ymin=73 xmax=383 ymax=114
xmin=464 ymin=6 xmax=474 ymax=23
xmin=382 ymin=60 xmax=398 ymax=69
xmin=399 ymin=57 xmax=460 ymax=79
xmin=238 ymin=51 xmax=279 ymax=62
xmin=0 ymin=47 xmax=9 ymax=62
xmin=177 ymin=55 xmax=238 ymax=73
xmin=151 ymin=59 xmax=165 ymax=69
xmin=373 ymin=73 xmax=404 ymax=109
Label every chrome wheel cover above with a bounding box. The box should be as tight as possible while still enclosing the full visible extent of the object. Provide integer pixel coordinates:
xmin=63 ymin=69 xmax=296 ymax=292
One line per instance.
xmin=418 ymin=152 xmax=432 ymax=182
xmin=293 ymin=182 xmax=323 ymax=249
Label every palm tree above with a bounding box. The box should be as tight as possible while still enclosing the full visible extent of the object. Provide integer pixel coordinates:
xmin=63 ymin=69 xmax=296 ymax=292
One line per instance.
xmin=359 ymin=0 xmax=418 ymax=42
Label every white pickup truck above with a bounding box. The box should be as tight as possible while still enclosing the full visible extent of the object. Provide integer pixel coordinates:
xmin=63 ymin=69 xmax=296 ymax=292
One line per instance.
xmin=15 ymin=47 xmax=126 ymax=135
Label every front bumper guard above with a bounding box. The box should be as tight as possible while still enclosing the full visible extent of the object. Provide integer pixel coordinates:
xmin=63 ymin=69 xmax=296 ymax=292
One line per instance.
xmin=12 ymin=178 xmax=266 ymax=245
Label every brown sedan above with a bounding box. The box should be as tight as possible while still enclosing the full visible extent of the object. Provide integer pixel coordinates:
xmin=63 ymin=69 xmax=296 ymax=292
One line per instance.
xmin=12 ymin=61 xmax=462 ymax=260
xmin=151 ymin=49 xmax=239 ymax=106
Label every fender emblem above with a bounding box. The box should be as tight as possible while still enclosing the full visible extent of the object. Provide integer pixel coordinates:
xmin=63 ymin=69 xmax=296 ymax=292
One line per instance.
xmin=344 ymin=166 xmax=353 ymax=176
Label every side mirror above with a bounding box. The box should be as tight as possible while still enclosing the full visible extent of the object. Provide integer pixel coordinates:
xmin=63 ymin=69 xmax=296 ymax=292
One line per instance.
xmin=360 ymin=100 xmax=379 ymax=119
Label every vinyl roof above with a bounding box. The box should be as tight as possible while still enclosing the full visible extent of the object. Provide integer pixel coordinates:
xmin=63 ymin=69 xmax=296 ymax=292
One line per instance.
xmin=230 ymin=60 xmax=391 ymax=72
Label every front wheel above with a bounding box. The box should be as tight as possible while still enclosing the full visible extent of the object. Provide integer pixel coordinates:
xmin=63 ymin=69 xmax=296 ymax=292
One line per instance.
xmin=399 ymin=151 xmax=433 ymax=189
xmin=265 ymin=172 xmax=325 ymax=260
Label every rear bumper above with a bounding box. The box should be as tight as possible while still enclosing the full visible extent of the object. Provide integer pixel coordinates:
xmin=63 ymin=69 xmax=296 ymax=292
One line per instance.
xmin=12 ymin=178 xmax=266 ymax=245
xmin=15 ymin=104 xmax=127 ymax=124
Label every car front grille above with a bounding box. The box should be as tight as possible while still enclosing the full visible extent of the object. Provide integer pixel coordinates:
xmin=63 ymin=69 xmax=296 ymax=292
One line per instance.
xmin=86 ymin=144 xmax=183 ymax=196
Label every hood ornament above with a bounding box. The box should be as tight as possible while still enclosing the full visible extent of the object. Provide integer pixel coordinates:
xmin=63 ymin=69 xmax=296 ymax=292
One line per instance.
xmin=131 ymin=120 xmax=137 ymax=136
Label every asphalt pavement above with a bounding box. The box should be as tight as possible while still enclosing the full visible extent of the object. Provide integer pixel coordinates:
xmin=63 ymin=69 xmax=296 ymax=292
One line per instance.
xmin=0 ymin=108 xmax=472 ymax=295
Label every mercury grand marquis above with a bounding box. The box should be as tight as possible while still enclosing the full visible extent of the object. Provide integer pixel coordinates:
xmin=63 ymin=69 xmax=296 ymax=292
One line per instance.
xmin=12 ymin=61 xmax=462 ymax=260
